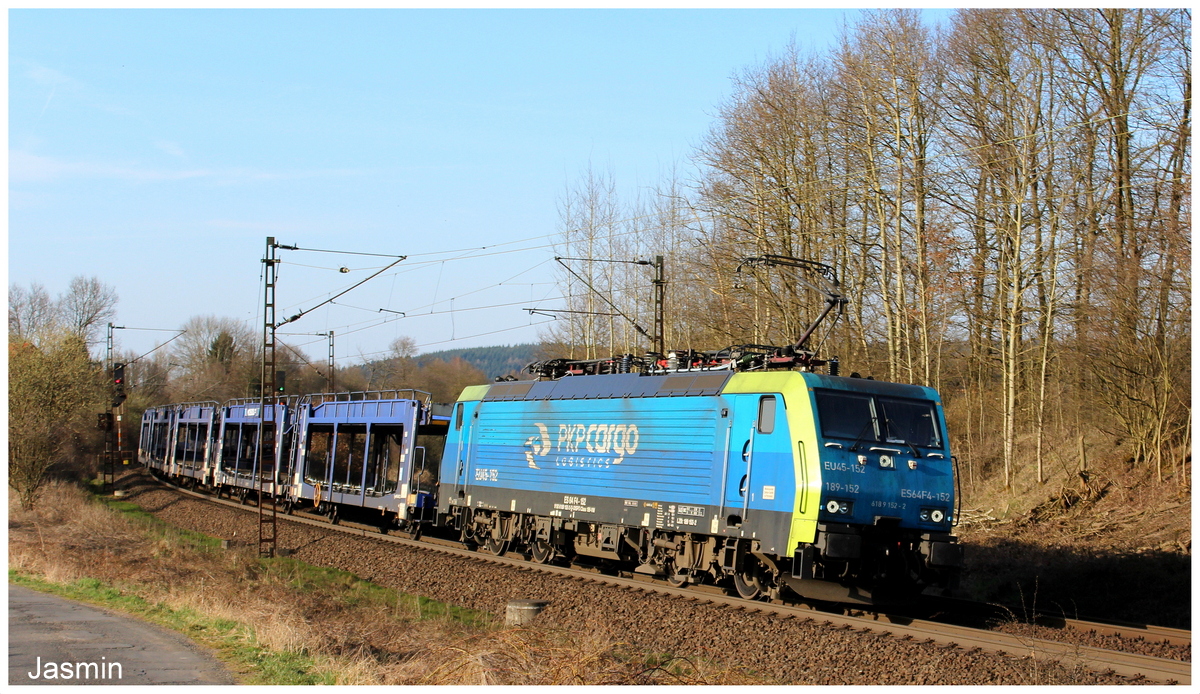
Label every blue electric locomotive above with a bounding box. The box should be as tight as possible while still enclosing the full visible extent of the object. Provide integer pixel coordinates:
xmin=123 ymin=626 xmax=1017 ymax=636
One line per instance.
xmin=436 ymin=368 xmax=963 ymax=603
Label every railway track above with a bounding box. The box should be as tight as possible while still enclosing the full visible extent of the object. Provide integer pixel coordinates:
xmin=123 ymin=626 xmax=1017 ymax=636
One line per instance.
xmin=151 ymin=476 xmax=1190 ymax=684
xmin=920 ymin=595 xmax=1192 ymax=648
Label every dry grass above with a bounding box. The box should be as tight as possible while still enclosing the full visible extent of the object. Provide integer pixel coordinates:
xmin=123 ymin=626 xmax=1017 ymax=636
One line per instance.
xmin=8 ymin=480 xmax=763 ymax=685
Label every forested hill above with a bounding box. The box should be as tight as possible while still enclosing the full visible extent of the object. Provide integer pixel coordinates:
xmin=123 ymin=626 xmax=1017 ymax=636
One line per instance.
xmin=416 ymin=344 xmax=538 ymax=380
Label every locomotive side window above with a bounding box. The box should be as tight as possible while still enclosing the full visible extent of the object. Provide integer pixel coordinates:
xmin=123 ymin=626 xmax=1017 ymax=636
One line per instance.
xmin=815 ymin=391 xmax=876 ymax=441
xmin=455 ymin=403 xmax=464 ymax=430
xmin=757 ymin=395 xmax=777 ymax=434
xmin=877 ymin=397 xmax=941 ymax=448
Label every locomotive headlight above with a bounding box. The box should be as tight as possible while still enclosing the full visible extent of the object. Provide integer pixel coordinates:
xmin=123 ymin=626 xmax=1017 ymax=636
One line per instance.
xmin=931 ymin=509 xmax=945 ymax=523
xmin=826 ymin=499 xmax=853 ymax=515
xmin=919 ymin=508 xmax=931 ymax=521
xmin=920 ymin=507 xmax=947 ymax=523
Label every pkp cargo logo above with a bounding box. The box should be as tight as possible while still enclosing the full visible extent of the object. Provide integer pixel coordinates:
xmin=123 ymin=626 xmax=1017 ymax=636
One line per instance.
xmin=524 ymin=423 xmax=552 ymax=468
xmin=525 ymin=422 xmax=640 ymax=469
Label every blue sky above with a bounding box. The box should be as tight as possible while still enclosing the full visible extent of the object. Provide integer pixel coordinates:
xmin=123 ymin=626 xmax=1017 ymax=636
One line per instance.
xmin=10 ymin=9 xmax=950 ymax=364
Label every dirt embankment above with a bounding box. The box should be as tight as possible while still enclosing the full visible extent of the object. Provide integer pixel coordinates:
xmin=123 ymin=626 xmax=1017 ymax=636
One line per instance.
xmin=957 ymin=472 xmax=1191 ymax=629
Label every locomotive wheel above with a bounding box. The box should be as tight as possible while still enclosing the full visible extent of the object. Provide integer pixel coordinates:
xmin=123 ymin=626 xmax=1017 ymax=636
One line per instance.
xmin=732 ymin=571 xmax=762 ymax=600
xmin=529 ymin=540 xmax=554 ymax=564
xmin=732 ymin=559 xmax=764 ymax=600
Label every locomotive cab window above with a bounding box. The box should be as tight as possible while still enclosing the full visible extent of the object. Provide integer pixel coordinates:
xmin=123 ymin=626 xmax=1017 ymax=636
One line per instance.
xmin=815 ymin=389 xmax=942 ymax=449
xmin=815 ymin=391 xmax=876 ymax=441
xmin=757 ymin=395 xmax=777 ymax=434
xmin=878 ymin=397 xmax=941 ymax=448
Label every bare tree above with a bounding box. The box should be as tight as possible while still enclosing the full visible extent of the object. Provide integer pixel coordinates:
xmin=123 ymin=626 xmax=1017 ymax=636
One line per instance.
xmin=170 ymin=315 xmax=258 ymax=401
xmin=9 ymin=282 xmax=58 ymax=346
xmin=58 ymin=276 xmax=118 ymax=349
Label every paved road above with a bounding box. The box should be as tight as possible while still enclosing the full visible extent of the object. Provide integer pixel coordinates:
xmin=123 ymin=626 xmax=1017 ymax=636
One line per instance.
xmin=9 ymin=584 xmax=237 ymax=685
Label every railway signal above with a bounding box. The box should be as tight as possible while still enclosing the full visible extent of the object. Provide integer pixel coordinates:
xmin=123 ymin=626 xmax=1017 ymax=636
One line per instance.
xmin=112 ymin=363 xmax=127 ymax=406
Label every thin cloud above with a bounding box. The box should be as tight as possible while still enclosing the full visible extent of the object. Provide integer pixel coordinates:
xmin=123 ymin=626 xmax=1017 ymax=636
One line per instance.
xmin=154 ymin=139 xmax=187 ymax=158
xmin=26 ymin=63 xmax=76 ymax=88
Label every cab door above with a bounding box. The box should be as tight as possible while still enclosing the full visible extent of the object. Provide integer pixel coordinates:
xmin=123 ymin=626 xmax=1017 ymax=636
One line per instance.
xmin=451 ymin=401 xmax=480 ymax=500
xmin=722 ymin=394 xmax=781 ymax=525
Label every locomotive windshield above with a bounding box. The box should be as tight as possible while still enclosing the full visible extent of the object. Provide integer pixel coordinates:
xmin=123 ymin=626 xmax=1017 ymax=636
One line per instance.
xmin=815 ymin=390 xmax=941 ymax=448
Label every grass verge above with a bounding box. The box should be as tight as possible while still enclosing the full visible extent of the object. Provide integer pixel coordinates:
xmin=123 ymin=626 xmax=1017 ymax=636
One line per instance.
xmin=10 ymin=478 xmax=763 ymax=684
xmin=10 ymin=569 xmax=326 ymax=684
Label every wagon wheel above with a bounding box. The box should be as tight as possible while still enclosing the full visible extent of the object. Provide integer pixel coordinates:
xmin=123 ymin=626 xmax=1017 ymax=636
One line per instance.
xmin=482 ymin=537 xmax=508 ymax=556
xmin=529 ymin=540 xmax=554 ymax=564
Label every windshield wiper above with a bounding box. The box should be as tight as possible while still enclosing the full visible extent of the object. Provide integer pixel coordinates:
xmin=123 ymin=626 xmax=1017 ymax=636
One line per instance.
xmin=880 ymin=416 xmax=921 ymax=458
xmin=848 ymin=419 xmax=876 ymax=452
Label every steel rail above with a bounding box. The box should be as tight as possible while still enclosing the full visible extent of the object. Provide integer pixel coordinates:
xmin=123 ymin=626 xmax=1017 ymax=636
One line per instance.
xmin=150 ymin=475 xmax=1190 ymax=684
xmin=923 ymin=595 xmax=1192 ymax=650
